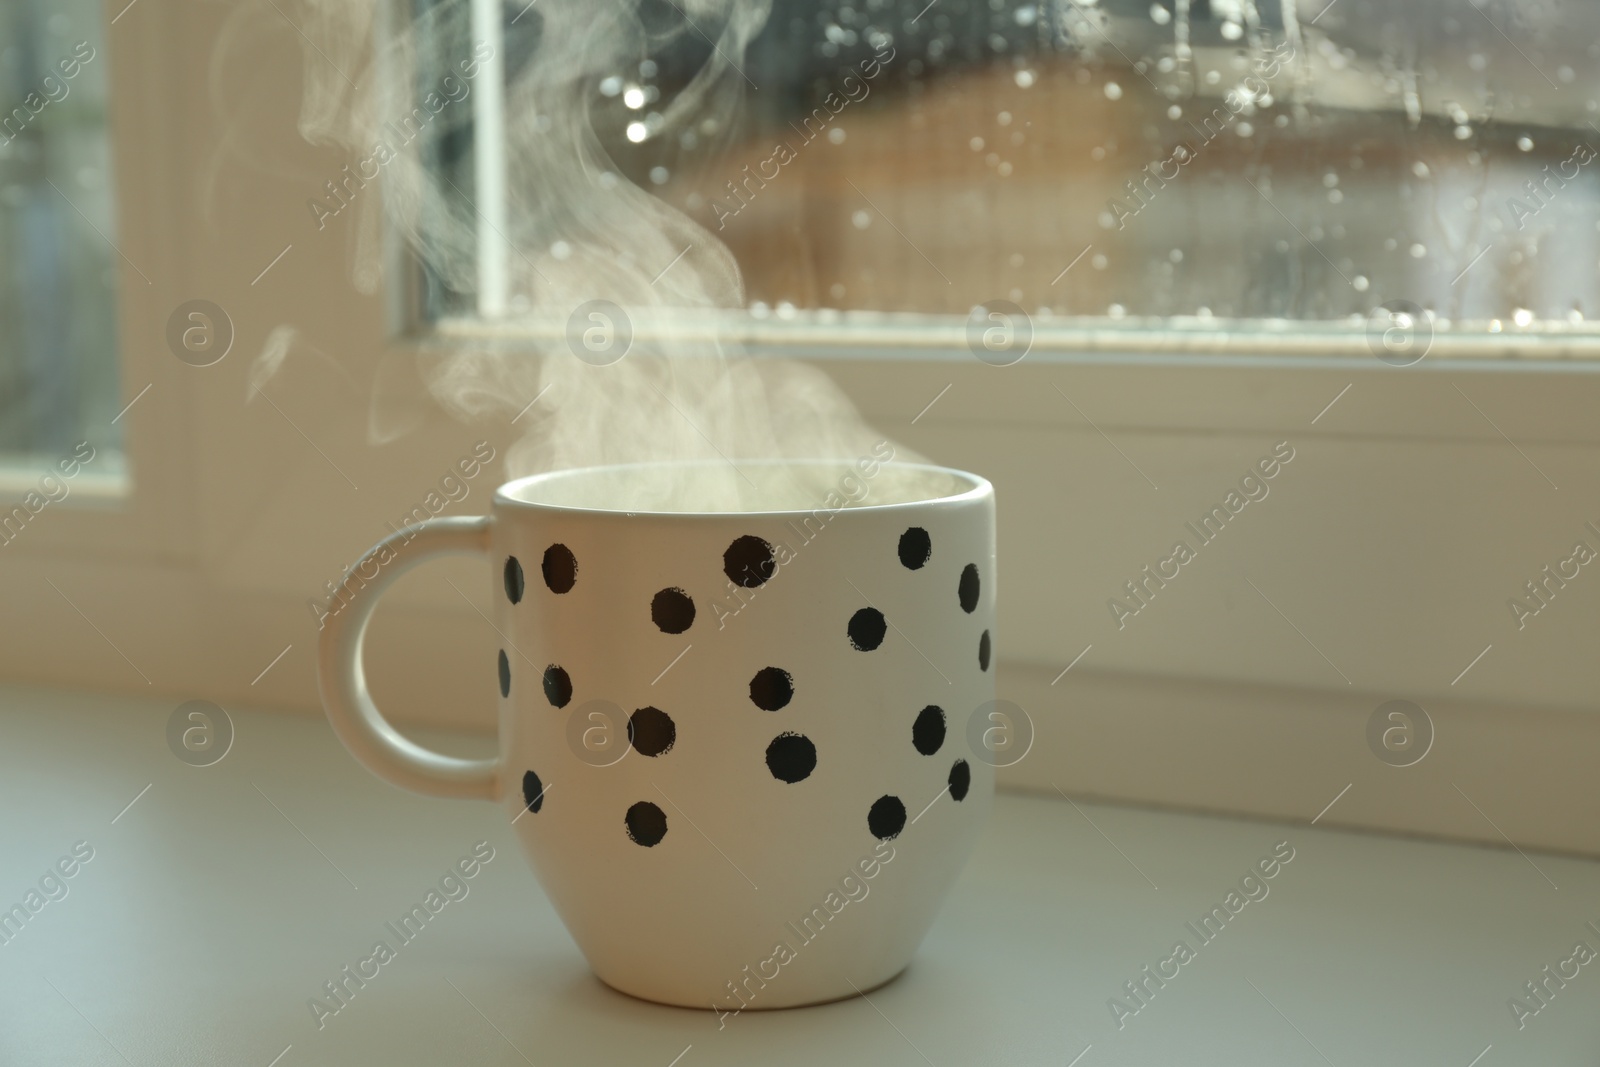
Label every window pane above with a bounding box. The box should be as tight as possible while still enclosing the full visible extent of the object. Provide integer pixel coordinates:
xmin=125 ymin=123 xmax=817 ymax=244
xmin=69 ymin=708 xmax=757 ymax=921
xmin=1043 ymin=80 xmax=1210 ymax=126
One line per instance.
xmin=420 ymin=0 xmax=1600 ymax=341
xmin=0 ymin=0 xmax=120 ymax=464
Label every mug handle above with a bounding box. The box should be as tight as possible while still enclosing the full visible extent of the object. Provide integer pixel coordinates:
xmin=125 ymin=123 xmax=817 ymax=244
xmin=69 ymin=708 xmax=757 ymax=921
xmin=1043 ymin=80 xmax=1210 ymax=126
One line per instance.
xmin=318 ymin=515 xmax=501 ymax=800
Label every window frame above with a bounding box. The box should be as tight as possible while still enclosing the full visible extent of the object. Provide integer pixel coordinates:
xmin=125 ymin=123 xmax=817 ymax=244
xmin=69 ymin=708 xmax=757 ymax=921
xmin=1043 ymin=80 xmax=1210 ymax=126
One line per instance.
xmin=1 ymin=0 xmax=1596 ymax=856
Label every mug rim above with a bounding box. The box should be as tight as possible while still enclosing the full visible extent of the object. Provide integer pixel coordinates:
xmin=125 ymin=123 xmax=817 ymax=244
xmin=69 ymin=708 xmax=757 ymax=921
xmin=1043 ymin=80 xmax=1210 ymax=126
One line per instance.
xmin=493 ymin=458 xmax=991 ymax=519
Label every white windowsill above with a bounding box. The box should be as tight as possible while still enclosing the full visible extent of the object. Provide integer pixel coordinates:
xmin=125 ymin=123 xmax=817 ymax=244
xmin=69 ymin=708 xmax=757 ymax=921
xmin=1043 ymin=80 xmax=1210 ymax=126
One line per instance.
xmin=3 ymin=684 xmax=1594 ymax=1065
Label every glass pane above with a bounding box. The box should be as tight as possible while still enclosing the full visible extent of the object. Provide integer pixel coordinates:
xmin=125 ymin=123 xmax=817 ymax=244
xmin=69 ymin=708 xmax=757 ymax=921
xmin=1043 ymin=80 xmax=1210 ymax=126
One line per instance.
xmin=417 ymin=0 xmax=1600 ymax=344
xmin=0 ymin=0 xmax=121 ymax=468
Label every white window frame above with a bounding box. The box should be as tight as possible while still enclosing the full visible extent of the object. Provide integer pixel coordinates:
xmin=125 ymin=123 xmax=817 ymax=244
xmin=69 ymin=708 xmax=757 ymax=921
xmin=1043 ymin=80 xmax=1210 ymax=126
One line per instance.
xmin=3 ymin=0 xmax=1596 ymax=856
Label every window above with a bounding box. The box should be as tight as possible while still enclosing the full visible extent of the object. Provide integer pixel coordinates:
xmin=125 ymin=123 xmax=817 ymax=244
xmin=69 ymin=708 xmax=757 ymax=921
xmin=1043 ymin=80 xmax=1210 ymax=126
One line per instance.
xmin=406 ymin=0 xmax=1600 ymax=357
xmin=1 ymin=0 xmax=1592 ymax=854
xmin=0 ymin=0 xmax=121 ymax=481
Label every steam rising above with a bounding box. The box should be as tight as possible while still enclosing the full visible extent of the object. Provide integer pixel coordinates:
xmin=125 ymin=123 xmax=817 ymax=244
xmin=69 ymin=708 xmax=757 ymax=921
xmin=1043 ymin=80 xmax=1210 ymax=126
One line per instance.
xmin=258 ymin=0 xmax=914 ymax=511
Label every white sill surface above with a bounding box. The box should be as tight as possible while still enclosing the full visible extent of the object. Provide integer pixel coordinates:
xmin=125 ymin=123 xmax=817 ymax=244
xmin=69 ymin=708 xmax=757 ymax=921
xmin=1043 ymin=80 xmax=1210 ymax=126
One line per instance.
xmin=1 ymin=685 xmax=1595 ymax=1066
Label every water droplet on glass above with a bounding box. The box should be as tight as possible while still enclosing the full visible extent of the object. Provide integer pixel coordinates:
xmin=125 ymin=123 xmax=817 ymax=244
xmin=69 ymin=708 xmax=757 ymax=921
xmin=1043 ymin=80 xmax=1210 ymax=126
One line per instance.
xmin=600 ymin=75 xmax=623 ymax=97
xmin=649 ymin=166 xmax=669 ymax=185
xmin=852 ymin=210 xmax=871 ymax=230
xmin=1167 ymin=104 xmax=1182 ymax=119
xmin=1150 ymin=3 xmax=1171 ymax=25
xmin=1411 ymin=161 xmax=1430 ymax=178
xmin=998 ymin=111 xmax=1012 ymax=126
xmin=626 ymin=122 xmax=649 ymax=143
xmin=998 ymin=161 xmax=1013 ymax=176
xmin=1517 ymin=135 xmax=1534 ymax=152
xmin=970 ymin=136 xmax=985 ymax=151
xmin=828 ymin=127 xmax=846 ymax=144
xmin=1169 ymin=249 xmax=1183 ymax=263
xmin=1220 ymin=20 xmax=1242 ymax=40
xmin=1453 ymin=125 xmax=1472 ymax=140
xmin=551 ymin=241 xmax=572 ymax=261
xmin=1108 ymin=303 xmax=1127 ymax=318
xmin=623 ymin=85 xmax=646 ymax=109
xmin=1409 ymin=243 xmax=1426 ymax=259
xmin=1352 ymin=275 xmax=1369 ymax=292
xmin=1015 ymin=69 xmax=1037 ymax=88
xmin=1091 ymin=253 xmax=1108 ymax=270
xmin=1236 ymin=122 xmax=1253 ymax=137
xmin=1513 ymin=308 xmax=1534 ymax=327
xmin=1104 ymin=82 xmax=1123 ymax=101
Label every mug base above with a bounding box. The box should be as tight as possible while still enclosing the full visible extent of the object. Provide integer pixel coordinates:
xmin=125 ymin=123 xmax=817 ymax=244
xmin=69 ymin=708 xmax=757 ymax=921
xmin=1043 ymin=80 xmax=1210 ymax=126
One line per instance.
xmin=594 ymin=963 xmax=910 ymax=1012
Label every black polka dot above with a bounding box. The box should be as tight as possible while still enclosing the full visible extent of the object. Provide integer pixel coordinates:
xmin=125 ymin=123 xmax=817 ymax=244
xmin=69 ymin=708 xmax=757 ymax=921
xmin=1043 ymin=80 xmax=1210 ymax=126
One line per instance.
xmin=748 ymin=667 xmax=794 ymax=711
xmin=898 ymin=527 xmax=932 ymax=570
xmin=765 ymin=733 xmax=817 ymax=783
xmin=848 ymin=607 xmax=887 ymax=651
xmin=628 ymin=706 xmax=676 ymax=757
xmin=521 ymin=769 xmax=546 ymax=813
xmin=724 ymin=535 xmax=776 ymax=589
xmin=504 ymin=556 xmax=525 ymax=604
xmin=949 ymin=760 xmax=971 ymax=802
xmin=651 ymin=587 xmax=695 ymax=634
xmin=497 ymin=650 xmax=511 ymax=698
xmin=979 ymin=630 xmax=992 ymax=672
xmin=868 ymin=795 xmax=907 ymax=840
xmin=625 ymin=801 xmax=667 ymax=847
xmin=959 ymin=564 xmax=980 ymax=613
xmin=912 ymin=705 xmax=946 ymax=755
xmin=542 ymin=544 xmax=577 ymax=594
xmin=542 ymin=665 xmax=572 ymax=708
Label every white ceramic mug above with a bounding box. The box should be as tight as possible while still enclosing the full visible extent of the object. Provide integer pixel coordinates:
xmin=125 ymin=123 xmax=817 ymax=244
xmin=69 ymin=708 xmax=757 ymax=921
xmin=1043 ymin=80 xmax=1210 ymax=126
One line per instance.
xmin=319 ymin=456 xmax=996 ymax=1009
